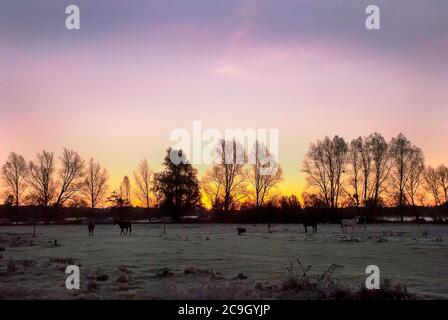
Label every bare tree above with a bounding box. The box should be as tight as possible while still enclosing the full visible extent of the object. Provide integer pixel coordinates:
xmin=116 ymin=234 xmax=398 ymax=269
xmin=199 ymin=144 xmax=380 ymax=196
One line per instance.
xmin=302 ymin=135 xmax=348 ymax=209
xmin=366 ymin=133 xmax=390 ymax=210
xmin=82 ymin=158 xmax=109 ymax=209
xmin=133 ymin=159 xmax=153 ymax=209
xmin=405 ymin=146 xmax=425 ymax=219
xmin=424 ymin=166 xmax=441 ymax=206
xmin=220 ymin=139 xmax=248 ymax=212
xmin=203 ymin=139 xmax=248 ymax=212
xmin=348 ymin=138 xmax=362 ymax=208
xmin=27 ymin=151 xmax=56 ymax=206
xmin=436 ymin=164 xmax=448 ymax=204
xmin=389 ymin=134 xmax=418 ymax=221
xmin=249 ymin=140 xmax=283 ymax=208
xmin=1 ymin=152 xmax=27 ymax=207
xmin=54 ymin=149 xmax=85 ymax=207
xmin=120 ymin=176 xmax=132 ymax=205
xmin=201 ymin=165 xmax=225 ymax=210
xmin=301 ymin=192 xmax=326 ymax=208
xmin=348 ymin=136 xmax=375 ymax=210
xmin=359 ymin=139 xmax=373 ymax=206
xmin=417 ymin=191 xmax=427 ymax=207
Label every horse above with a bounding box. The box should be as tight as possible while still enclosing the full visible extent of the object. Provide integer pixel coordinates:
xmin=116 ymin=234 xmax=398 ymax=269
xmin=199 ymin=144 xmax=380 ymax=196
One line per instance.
xmin=87 ymin=219 xmax=95 ymax=236
xmin=303 ymin=220 xmax=317 ymax=233
xmin=341 ymin=217 xmax=359 ymax=233
xmin=237 ymin=227 xmax=246 ymax=235
xmin=114 ymin=219 xmax=132 ymax=236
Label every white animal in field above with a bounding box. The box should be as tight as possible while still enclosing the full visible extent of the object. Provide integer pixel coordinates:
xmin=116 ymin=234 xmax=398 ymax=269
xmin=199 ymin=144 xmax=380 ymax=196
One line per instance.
xmin=340 ymin=217 xmax=360 ymax=233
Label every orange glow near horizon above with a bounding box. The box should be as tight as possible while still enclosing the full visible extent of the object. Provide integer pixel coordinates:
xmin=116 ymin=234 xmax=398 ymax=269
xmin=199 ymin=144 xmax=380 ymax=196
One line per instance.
xmin=0 ymin=2 xmax=447 ymax=207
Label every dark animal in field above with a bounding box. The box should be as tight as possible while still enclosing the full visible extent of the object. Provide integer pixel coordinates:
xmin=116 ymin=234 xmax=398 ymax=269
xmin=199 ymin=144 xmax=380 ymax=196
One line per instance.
xmin=237 ymin=227 xmax=246 ymax=235
xmin=114 ymin=219 xmax=132 ymax=236
xmin=88 ymin=219 xmax=95 ymax=236
xmin=302 ymin=220 xmax=317 ymax=233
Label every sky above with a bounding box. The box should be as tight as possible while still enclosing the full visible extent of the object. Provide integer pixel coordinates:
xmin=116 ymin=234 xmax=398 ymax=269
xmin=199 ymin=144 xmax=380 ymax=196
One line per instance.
xmin=0 ymin=0 xmax=447 ymax=198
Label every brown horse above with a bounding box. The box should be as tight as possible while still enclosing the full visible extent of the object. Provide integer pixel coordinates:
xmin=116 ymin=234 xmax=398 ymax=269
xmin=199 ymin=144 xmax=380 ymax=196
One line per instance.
xmin=302 ymin=219 xmax=317 ymax=233
xmin=237 ymin=227 xmax=246 ymax=235
xmin=114 ymin=219 xmax=132 ymax=236
xmin=87 ymin=219 xmax=95 ymax=236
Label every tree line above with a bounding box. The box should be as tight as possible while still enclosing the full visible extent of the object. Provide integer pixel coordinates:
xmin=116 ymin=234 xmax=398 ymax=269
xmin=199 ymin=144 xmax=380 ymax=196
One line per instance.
xmin=0 ymin=140 xmax=284 ymax=221
xmin=302 ymin=132 xmax=448 ymax=221
xmin=1 ymin=150 xmax=108 ymax=210
xmin=1 ymin=134 xmax=447 ymax=222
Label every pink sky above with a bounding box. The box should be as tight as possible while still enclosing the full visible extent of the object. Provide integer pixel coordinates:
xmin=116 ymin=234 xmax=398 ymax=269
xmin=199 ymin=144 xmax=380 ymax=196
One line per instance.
xmin=0 ymin=1 xmax=447 ymax=195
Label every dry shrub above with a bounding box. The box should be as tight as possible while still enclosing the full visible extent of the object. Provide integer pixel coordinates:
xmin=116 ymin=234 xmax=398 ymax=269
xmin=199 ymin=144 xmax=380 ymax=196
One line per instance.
xmin=50 ymin=257 xmax=76 ymax=265
xmin=183 ymin=266 xmax=223 ymax=279
xmin=277 ymin=259 xmax=416 ymax=300
xmin=7 ymin=258 xmax=37 ymax=273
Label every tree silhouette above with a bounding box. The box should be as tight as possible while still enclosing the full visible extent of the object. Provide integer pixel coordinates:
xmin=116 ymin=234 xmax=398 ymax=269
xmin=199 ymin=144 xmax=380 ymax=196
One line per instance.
xmin=405 ymin=147 xmax=425 ymax=219
xmin=133 ymin=159 xmax=153 ymax=209
xmin=219 ymin=139 xmax=247 ymax=212
xmin=201 ymin=165 xmax=225 ymax=210
xmin=120 ymin=175 xmax=132 ymax=205
xmin=302 ymin=192 xmax=326 ymax=208
xmin=348 ymin=137 xmax=372 ymax=209
xmin=280 ymin=195 xmax=301 ymax=212
xmin=3 ymin=194 xmax=15 ymax=207
xmin=1 ymin=152 xmax=27 ymax=207
xmin=81 ymin=158 xmax=109 ymax=209
xmin=249 ymin=140 xmax=283 ymax=208
xmin=436 ymin=164 xmax=448 ymax=204
xmin=108 ymin=189 xmax=131 ymax=220
xmin=302 ymin=135 xmax=348 ymax=209
xmin=26 ymin=151 xmax=56 ymax=233
xmin=202 ymin=140 xmax=248 ymax=212
xmin=389 ymin=134 xmax=423 ymax=221
xmin=27 ymin=151 xmax=56 ymax=206
xmin=152 ymin=148 xmax=201 ymax=221
xmin=366 ymin=132 xmax=391 ymax=213
xmin=108 ymin=190 xmax=131 ymax=208
xmin=54 ymin=149 xmax=84 ymax=207
xmin=424 ymin=166 xmax=441 ymax=206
